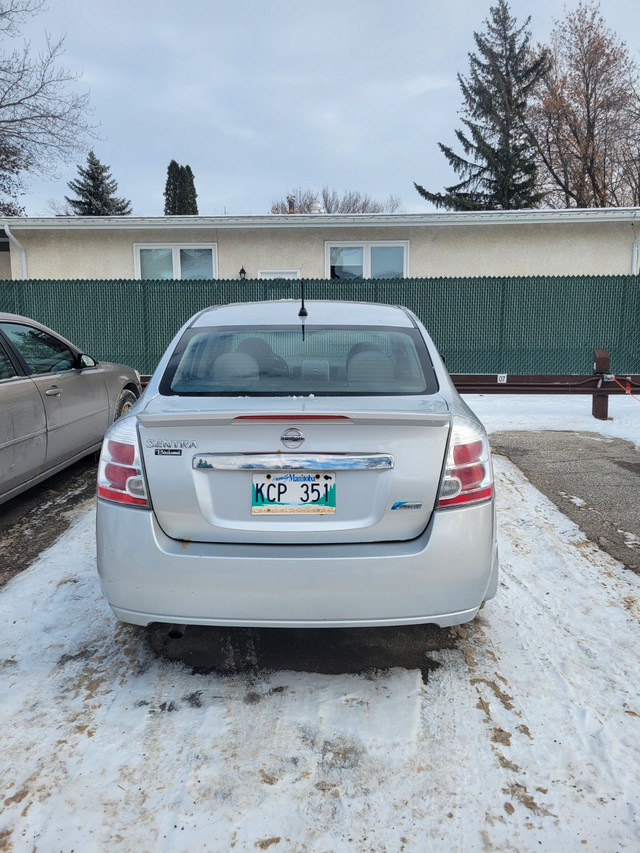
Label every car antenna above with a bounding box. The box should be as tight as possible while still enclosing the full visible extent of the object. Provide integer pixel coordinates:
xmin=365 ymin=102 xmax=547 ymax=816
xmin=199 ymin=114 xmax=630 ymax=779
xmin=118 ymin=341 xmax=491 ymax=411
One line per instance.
xmin=298 ymin=281 xmax=307 ymax=340
xmin=298 ymin=281 xmax=308 ymax=318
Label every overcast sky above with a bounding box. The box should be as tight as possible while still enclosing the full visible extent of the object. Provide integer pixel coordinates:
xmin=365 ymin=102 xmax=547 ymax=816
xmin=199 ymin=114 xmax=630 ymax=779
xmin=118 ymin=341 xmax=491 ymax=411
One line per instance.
xmin=15 ymin=0 xmax=640 ymax=217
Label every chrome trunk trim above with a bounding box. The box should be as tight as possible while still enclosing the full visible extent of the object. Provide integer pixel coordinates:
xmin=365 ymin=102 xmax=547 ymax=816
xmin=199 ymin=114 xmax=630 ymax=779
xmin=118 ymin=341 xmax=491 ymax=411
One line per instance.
xmin=192 ymin=453 xmax=394 ymax=471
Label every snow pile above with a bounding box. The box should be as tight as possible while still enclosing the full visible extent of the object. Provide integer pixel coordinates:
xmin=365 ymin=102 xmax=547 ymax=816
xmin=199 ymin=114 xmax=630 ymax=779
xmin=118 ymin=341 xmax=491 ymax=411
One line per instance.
xmin=469 ymin=392 xmax=639 ymax=444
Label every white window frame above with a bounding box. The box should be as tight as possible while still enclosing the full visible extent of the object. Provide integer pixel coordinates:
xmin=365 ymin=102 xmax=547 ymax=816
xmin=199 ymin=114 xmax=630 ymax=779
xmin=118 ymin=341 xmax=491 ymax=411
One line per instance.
xmin=134 ymin=244 xmax=218 ymax=280
xmin=257 ymin=269 xmax=301 ymax=280
xmin=324 ymin=241 xmax=409 ymax=279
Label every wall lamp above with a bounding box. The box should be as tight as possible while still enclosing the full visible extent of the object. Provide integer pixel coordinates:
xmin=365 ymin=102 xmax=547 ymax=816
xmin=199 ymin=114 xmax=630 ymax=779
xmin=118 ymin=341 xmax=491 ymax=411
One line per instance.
xmin=239 ymin=266 xmax=246 ymax=279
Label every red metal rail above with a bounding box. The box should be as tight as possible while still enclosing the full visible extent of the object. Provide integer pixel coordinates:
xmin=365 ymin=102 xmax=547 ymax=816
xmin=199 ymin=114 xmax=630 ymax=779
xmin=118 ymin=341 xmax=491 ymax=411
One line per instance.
xmin=451 ymin=373 xmax=640 ymax=420
xmin=451 ymin=350 xmax=640 ymax=419
xmin=450 ymin=373 xmax=640 ymax=394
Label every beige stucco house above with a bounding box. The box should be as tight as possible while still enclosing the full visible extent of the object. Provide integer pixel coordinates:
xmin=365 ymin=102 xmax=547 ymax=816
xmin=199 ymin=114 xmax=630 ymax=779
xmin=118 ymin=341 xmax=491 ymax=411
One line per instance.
xmin=1 ymin=207 xmax=639 ymax=281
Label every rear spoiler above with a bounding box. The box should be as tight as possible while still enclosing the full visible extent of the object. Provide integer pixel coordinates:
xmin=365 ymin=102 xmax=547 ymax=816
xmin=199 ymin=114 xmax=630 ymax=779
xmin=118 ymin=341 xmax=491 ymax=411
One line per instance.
xmin=137 ymin=411 xmax=451 ymax=429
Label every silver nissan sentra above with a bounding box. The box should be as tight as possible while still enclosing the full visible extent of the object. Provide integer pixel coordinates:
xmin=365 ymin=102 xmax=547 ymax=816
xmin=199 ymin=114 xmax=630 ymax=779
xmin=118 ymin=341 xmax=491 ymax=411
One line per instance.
xmin=96 ymin=300 xmax=498 ymax=629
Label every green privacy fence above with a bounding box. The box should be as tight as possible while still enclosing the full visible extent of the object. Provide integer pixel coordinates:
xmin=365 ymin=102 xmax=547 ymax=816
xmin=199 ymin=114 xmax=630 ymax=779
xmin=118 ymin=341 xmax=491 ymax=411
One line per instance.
xmin=1 ymin=276 xmax=638 ymax=376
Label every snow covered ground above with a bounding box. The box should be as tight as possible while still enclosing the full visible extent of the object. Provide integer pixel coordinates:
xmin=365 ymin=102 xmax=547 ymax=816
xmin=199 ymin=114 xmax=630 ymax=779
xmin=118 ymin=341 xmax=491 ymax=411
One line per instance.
xmin=1 ymin=395 xmax=639 ymax=852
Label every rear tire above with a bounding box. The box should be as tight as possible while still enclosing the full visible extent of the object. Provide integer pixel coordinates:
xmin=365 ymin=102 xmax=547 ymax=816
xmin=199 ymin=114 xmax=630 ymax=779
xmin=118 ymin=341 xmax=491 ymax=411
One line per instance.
xmin=114 ymin=389 xmax=138 ymax=420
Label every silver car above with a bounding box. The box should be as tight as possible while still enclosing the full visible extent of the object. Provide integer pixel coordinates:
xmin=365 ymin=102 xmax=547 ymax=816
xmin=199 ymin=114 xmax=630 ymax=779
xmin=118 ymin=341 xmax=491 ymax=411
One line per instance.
xmin=0 ymin=313 xmax=141 ymax=504
xmin=97 ymin=300 xmax=498 ymax=629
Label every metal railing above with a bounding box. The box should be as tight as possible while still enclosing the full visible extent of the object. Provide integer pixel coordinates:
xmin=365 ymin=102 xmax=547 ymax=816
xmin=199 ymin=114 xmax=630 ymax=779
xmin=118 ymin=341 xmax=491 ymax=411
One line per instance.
xmin=452 ymin=349 xmax=640 ymax=420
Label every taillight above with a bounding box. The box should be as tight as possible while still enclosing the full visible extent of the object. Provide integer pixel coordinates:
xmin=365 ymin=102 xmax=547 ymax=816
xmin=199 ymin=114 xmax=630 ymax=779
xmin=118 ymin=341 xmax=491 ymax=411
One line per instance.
xmin=437 ymin=416 xmax=493 ymax=508
xmin=97 ymin=417 xmax=149 ymax=507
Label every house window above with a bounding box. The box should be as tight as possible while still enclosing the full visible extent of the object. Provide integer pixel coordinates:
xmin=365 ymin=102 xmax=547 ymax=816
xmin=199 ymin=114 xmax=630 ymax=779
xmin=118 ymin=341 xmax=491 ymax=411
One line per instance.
xmin=326 ymin=242 xmax=408 ymax=279
xmin=135 ymin=245 xmax=217 ymax=280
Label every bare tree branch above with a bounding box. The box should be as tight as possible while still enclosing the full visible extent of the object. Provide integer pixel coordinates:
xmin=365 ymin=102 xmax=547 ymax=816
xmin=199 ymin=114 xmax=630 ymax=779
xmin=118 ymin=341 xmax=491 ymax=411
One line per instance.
xmin=529 ymin=1 xmax=640 ymax=208
xmin=271 ymin=186 xmax=404 ymax=214
xmin=0 ymin=0 xmax=95 ymax=202
xmin=0 ymin=0 xmax=45 ymax=37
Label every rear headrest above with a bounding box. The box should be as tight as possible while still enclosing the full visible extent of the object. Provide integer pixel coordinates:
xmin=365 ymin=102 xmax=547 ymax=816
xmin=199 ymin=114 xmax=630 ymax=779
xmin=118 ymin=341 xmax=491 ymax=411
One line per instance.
xmin=212 ymin=352 xmax=259 ymax=383
xmin=347 ymin=350 xmax=394 ymax=384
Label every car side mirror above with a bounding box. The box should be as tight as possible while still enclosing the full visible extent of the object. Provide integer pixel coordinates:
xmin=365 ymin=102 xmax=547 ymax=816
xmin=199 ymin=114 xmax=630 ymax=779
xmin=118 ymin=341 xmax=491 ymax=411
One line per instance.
xmin=80 ymin=354 xmax=97 ymax=368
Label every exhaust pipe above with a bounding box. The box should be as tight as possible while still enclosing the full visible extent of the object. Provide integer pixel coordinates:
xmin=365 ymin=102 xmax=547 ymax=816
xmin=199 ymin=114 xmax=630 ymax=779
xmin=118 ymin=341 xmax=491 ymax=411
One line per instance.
xmin=167 ymin=624 xmax=187 ymax=639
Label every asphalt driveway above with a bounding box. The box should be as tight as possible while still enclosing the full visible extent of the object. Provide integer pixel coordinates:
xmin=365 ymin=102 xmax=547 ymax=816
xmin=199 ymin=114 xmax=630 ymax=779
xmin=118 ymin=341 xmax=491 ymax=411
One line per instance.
xmin=491 ymin=430 xmax=640 ymax=573
xmin=0 ymin=456 xmax=97 ymax=588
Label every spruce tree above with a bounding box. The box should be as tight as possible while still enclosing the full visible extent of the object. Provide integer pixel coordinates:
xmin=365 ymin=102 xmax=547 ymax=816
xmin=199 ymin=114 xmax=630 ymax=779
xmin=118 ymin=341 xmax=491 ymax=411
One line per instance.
xmin=164 ymin=160 xmax=198 ymax=214
xmin=65 ymin=150 xmax=132 ymax=215
xmin=414 ymin=0 xmax=550 ymax=210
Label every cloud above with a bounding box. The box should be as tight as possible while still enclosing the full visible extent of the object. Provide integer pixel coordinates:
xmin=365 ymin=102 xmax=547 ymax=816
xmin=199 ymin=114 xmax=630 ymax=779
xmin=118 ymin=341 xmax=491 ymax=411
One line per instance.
xmin=399 ymin=75 xmax=455 ymax=99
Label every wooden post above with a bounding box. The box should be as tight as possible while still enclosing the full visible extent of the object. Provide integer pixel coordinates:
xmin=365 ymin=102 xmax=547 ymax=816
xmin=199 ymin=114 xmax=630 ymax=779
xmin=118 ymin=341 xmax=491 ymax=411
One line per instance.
xmin=592 ymin=348 xmax=610 ymax=420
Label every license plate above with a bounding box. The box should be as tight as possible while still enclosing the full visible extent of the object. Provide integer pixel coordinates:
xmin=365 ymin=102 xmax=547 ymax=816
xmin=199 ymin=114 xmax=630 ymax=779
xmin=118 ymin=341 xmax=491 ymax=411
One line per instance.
xmin=252 ymin=472 xmax=336 ymax=514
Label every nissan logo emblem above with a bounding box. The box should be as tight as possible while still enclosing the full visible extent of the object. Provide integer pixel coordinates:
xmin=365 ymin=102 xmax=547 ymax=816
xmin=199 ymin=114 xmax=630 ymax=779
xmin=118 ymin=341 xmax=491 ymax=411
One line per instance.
xmin=281 ymin=428 xmax=305 ymax=448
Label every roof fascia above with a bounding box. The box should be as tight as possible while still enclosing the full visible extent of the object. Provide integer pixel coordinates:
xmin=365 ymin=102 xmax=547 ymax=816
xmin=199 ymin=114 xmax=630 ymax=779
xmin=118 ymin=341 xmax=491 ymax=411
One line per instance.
xmin=0 ymin=209 xmax=638 ymax=230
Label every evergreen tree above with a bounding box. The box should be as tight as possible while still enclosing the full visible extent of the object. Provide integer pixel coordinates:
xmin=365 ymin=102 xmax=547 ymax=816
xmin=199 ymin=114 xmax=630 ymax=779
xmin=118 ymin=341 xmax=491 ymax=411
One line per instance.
xmin=414 ymin=0 xmax=550 ymax=210
xmin=182 ymin=165 xmax=198 ymax=214
xmin=164 ymin=160 xmax=198 ymax=214
xmin=163 ymin=160 xmax=181 ymax=215
xmin=65 ymin=151 xmax=132 ymax=215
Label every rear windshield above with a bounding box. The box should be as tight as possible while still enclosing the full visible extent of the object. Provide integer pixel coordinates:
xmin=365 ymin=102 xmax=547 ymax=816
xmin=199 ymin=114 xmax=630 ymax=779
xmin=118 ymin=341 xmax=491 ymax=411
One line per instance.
xmin=159 ymin=325 xmax=439 ymax=397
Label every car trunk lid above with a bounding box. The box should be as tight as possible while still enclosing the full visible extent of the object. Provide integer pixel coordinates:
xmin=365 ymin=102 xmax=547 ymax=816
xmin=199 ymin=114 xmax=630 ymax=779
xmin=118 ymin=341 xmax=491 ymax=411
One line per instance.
xmin=138 ymin=395 xmax=451 ymax=544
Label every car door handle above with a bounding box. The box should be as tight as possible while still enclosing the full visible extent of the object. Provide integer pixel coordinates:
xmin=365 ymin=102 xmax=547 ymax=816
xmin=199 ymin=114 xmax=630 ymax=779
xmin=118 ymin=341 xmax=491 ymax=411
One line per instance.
xmin=45 ymin=386 xmax=63 ymax=397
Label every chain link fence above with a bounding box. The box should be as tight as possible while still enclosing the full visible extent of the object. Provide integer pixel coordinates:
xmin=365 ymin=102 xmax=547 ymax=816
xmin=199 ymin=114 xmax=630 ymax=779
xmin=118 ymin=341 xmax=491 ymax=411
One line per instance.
xmin=1 ymin=276 xmax=638 ymax=376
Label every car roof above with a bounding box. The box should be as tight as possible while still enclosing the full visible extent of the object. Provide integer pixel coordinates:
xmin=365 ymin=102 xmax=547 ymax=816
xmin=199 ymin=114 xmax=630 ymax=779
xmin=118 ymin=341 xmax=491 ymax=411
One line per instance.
xmin=0 ymin=313 xmax=81 ymax=352
xmin=0 ymin=312 xmax=57 ymax=329
xmin=190 ymin=300 xmax=416 ymax=329
xmin=0 ymin=312 xmax=38 ymax=323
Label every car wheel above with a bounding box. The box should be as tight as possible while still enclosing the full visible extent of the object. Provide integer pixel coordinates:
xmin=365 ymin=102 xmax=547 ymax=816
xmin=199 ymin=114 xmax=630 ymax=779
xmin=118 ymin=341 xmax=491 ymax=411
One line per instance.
xmin=114 ymin=389 xmax=138 ymax=420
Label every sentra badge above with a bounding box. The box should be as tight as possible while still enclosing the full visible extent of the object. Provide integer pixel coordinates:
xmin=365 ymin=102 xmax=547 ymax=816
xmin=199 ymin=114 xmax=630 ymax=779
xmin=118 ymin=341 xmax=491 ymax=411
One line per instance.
xmin=145 ymin=439 xmax=198 ymax=449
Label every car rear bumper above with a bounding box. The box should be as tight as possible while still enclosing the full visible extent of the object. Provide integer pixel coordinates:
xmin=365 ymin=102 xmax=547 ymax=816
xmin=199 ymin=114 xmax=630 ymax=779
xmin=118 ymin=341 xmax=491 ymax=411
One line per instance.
xmin=96 ymin=499 xmax=498 ymax=628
